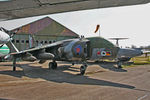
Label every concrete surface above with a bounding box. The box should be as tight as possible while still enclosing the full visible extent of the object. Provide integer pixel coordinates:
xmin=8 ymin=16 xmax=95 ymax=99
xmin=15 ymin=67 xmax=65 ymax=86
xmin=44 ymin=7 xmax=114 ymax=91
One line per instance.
xmin=0 ymin=61 xmax=150 ymax=100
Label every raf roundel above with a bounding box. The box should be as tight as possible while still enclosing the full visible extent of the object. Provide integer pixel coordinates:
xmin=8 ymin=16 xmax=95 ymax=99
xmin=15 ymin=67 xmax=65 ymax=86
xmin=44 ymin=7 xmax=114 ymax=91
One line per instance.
xmin=74 ymin=45 xmax=82 ymax=55
xmin=101 ymin=51 xmax=106 ymax=56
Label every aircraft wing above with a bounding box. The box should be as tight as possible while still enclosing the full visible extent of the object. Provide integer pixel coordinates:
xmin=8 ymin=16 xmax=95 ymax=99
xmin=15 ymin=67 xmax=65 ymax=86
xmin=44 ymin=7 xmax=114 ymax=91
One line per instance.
xmin=0 ymin=0 xmax=150 ymax=20
xmin=10 ymin=38 xmax=74 ymax=57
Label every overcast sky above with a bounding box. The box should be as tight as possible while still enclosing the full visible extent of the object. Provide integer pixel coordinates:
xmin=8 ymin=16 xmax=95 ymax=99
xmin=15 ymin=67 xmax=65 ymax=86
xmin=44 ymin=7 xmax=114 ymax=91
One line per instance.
xmin=0 ymin=3 xmax=150 ymax=47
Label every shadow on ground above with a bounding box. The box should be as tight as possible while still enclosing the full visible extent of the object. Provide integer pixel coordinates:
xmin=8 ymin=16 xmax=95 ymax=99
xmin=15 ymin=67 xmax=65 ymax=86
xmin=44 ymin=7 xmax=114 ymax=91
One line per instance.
xmin=88 ymin=61 xmax=127 ymax=72
xmin=0 ymin=62 xmax=134 ymax=90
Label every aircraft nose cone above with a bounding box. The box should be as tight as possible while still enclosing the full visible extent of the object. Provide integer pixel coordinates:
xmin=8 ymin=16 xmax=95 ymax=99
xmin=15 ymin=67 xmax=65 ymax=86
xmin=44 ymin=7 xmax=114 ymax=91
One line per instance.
xmin=134 ymin=49 xmax=143 ymax=56
xmin=140 ymin=50 xmax=143 ymax=55
xmin=128 ymin=49 xmax=143 ymax=57
xmin=136 ymin=49 xmax=144 ymax=56
xmin=117 ymin=48 xmax=143 ymax=58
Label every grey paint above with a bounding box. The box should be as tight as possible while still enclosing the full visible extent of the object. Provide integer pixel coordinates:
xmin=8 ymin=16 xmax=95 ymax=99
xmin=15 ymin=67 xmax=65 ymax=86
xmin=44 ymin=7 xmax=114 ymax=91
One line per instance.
xmin=117 ymin=48 xmax=143 ymax=58
xmin=0 ymin=0 xmax=150 ymax=20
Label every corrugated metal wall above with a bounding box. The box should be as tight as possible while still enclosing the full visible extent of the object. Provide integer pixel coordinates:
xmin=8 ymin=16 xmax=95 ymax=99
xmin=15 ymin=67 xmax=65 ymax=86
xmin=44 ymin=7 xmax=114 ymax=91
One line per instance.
xmin=11 ymin=17 xmax=79 ymax=51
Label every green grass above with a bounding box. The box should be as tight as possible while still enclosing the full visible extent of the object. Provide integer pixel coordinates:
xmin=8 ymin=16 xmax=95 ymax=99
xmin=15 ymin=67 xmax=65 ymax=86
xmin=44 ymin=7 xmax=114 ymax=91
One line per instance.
xmin=132 ymin=56 xmax=150 ymax=65
xmin=122 ymin=56 xmax=150 ymax=68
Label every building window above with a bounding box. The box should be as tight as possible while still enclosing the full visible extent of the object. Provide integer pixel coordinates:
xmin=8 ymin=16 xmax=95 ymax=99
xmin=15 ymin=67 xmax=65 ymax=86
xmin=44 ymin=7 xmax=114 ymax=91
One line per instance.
xmin=21 ymin=40 xmax=24 ymax=43
xmin=12 ymin=40 xmax=15 ymax=43
xmin=40 ymin=41 xmax=43 ymax=44
xmin=26 ymin=40 xmax=29 ymax=43
xmin=45 ymin=41 xmax=47 ymax=44
xmin=16 ymin=40 xmax=19 ymax=43
xmin=36 ymin=40 xmax=38 ymax=44
xmin=49 ymin=41 xmax=52 ymax=44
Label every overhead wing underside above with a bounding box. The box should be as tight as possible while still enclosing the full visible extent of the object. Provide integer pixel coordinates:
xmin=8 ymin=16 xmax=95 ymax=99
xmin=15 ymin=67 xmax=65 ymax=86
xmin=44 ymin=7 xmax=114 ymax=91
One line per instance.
xmin=0 ymin=0 xmax=150 ymax=20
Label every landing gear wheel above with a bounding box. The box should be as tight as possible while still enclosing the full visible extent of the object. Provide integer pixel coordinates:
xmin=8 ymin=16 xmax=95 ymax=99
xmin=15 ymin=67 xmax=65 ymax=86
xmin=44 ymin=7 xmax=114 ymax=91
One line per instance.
xmin=80 ymin=65 xmax=86 ymax=75
xmin=117 ymin=62 xmax=122 ymax=69
xmin=118 ymin=65 xmax=122 ymax=69
xmin=49 ymin=61 xmax=57 ymax=69
xmin=72 ymin=62 xmax=75 ymax=66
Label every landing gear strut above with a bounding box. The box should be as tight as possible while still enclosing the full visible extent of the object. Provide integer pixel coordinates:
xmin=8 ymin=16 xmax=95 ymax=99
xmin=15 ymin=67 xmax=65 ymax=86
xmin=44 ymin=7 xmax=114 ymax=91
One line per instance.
xmin=49 ymin=60 xmax=57 ymax=69
xmin=80 ymin=63 xmax=87 ymax=75
xmin=72 ymin=62 xmax=75 ymax=66
xmin=117 ymin=61 xmax=122 ymax=69
xmin=13 ymin=57 xmax=16 ymax=71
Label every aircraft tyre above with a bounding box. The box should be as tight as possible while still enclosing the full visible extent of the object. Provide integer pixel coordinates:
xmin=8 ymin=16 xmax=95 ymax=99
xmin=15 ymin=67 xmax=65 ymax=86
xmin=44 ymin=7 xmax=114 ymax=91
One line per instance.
xmin=49 ymin=62 xmax=57 ymax=69
xmin=117 ymin=61 xmax=122 ymax=69
xmin=80 ymin=65 xmax=86 ymax=75
xmin=72 ymin=62 xmax=75 ymax=65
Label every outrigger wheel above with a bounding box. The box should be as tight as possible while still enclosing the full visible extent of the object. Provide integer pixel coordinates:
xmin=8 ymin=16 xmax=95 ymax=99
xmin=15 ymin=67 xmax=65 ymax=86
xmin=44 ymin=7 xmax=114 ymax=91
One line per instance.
xmin=80 ymin=65 xmax=87 ymax=75
xmin=117 ymin=61 xmax=122 ymax=69
xmin=49 ymin=61 xmax=57 ymax=69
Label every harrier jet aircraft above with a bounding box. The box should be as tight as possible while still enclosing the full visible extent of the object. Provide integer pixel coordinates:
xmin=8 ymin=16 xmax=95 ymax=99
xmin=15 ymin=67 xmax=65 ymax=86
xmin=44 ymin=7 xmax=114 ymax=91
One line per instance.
xmin=0 ymin=0 xmax=150 ymax=20
xmin=0 ymin=27 xmax=143 ymax=75
xmin=0 ymin=0 xmax=148 ymax=74
xmin=9 ymin=36 xmax=143 ymax=75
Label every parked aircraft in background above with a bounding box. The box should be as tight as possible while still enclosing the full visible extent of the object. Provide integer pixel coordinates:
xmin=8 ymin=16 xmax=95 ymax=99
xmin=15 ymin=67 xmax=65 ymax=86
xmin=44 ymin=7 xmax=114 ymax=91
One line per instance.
xmin=0 ymin=27 xmax=20 ymax=60
xmin=9 ymin=36 xmax=143 ymax=75
xmin=109 ymin=38 xmax=129 ymax=47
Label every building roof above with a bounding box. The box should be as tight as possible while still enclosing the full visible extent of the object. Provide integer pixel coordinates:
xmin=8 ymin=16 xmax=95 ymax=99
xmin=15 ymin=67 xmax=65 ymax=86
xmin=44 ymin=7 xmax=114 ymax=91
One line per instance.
xmin=12 ymin=17 xmax=79 ymax=37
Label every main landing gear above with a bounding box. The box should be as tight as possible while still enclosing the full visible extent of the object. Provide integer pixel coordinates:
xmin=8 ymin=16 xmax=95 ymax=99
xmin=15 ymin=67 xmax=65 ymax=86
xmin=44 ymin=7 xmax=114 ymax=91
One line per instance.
xmin=49 ymin=60 xmax=57 ymax=69
xmin=80 ymin=63 xmax=87 ymax=75
xmin=13 ymin=57 xmax=16 ymax=71
xmin=72 ymin=62 xmax=88 ymax=75
xmin=117 ymin=61 xmax=122 ymax=69
xmin=49 ymin=60 xmax=88 ymax=75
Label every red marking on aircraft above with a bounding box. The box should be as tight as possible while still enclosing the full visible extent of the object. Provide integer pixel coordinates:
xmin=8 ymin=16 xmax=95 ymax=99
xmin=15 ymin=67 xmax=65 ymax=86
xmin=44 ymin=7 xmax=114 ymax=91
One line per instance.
xmin=76 ymin=48 xmax=80 ymax=53
xmin=97 ymin=51 xmax=101 ymax=55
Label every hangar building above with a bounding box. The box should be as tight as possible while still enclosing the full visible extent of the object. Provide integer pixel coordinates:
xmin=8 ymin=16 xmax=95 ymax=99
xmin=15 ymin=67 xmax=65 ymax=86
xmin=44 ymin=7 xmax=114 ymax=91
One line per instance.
xmin=11 ymin=17 xmax=79 ymax=51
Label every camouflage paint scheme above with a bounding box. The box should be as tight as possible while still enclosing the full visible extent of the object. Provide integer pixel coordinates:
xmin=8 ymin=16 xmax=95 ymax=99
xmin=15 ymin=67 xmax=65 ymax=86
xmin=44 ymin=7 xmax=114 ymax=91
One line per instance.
xmin=10 ymin=36 xmax=143 ymax=74
xmin=86 ymin=37 xmax=119 ymax=60
xmin=10 ymin=37 xmax=119 ymax=62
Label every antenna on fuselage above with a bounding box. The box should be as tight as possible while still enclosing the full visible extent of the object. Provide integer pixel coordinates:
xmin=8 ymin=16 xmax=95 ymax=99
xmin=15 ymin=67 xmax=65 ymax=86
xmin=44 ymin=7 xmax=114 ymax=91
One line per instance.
xmin=109 ymin=38 xmax=128 ymax=47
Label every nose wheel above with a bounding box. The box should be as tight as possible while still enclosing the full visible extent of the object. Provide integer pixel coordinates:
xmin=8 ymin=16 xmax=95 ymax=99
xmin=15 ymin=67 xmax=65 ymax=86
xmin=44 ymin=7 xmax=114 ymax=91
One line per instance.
xmin=49 ymin=61 xmax=57 ymax=69
xmin=80 ymin=64 xmax=87 ymax=75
